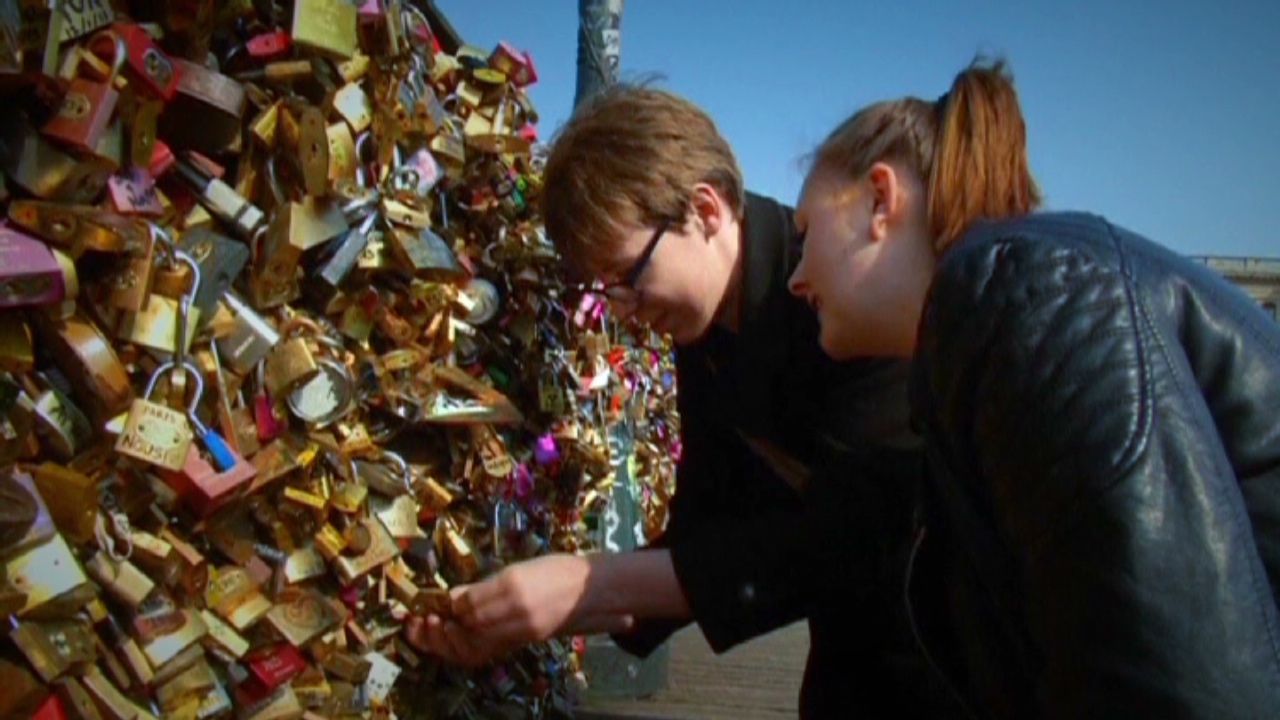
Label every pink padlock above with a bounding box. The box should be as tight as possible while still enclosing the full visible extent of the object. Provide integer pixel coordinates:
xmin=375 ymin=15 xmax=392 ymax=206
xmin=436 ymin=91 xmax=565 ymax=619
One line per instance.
xmin=108 ymin=167 xmax=165 ymax=216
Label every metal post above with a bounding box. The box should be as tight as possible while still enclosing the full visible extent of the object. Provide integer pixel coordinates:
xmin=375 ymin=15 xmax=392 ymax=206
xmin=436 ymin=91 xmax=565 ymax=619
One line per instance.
xmin=574 ymin=0 xmax=623 ymax=109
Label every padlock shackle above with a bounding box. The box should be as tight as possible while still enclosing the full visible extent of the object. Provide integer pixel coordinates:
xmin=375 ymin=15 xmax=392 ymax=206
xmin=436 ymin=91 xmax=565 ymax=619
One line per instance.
xmin=84 ymin=30 xmax=130 ymax=82
xmin=144 ymin=359 xmax=205 ymax=415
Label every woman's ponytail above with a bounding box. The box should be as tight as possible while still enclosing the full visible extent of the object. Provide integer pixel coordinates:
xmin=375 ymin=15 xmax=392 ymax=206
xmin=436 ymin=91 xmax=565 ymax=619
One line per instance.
xmin=927 ymin=60 xmax=1041 ymax=251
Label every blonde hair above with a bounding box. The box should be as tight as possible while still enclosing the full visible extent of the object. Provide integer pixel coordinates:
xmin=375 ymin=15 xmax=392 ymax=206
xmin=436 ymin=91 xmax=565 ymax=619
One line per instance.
xmin=812 ymin=59 xmax=1041 ymax=251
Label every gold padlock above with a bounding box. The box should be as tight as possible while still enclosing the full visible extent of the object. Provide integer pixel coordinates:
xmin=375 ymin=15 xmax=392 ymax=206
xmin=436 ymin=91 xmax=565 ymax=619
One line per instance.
xmin=291 ymin=0 xmax=358 ymax=60
xmin=117 ymin=243 xmax=202 ymax=354
xmin=114 ymin=362 xmax=196 ymax=472
xmin=263 ymin=324 xmax=320 ymax=399
xmin=331 ymin=82 xmax=373 ymax=134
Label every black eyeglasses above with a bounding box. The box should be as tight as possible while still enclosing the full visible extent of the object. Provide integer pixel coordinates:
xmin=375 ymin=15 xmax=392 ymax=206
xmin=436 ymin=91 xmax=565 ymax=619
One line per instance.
xmin=573 ymin=220 xmax=670 ymax=305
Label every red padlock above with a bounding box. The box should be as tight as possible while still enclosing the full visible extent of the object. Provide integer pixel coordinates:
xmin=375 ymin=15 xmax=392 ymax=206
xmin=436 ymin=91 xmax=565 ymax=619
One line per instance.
xmin=108 ymin=23 xmax=181 ymax=102
xmin=246 ymin=30 xmax=292 ymax=61
xmin=41 ymin=31 xmax=128 ymax=154
xmin=149 ymin=139 xmax=176 ymax=178
xmin=162 ymin=444 xmax=257 ymax=517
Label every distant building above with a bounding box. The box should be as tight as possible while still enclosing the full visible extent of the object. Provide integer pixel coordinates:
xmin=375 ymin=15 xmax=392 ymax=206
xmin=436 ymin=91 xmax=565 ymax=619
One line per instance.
xmin=1195 ymin=256 xmax=1280 ymax=321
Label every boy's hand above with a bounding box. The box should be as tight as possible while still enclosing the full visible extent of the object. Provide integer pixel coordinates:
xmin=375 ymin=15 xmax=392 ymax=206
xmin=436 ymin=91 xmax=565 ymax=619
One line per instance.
xmin=403 ymin=554 xmax=635 ymax=667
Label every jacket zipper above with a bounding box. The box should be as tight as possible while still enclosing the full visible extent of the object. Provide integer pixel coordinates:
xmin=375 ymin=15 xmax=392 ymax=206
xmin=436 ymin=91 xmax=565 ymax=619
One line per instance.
xmin=904 ymin=523 xmax=982 ymax=720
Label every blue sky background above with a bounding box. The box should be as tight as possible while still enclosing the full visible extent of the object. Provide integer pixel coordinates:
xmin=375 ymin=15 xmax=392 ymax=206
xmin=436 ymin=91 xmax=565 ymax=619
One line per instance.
xmin=438 ymin=0 xmax=1279 ymax=258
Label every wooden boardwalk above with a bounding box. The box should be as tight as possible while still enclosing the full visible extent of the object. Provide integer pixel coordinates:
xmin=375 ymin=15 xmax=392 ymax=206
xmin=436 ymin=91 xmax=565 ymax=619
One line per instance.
xmin=577 ymin=622 xmax=808 ymax=719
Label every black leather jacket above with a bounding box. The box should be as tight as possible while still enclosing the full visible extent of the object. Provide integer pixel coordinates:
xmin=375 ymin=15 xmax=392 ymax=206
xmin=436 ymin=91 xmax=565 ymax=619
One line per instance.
xmin=909 ymin=212 xmax=1280 ymax=718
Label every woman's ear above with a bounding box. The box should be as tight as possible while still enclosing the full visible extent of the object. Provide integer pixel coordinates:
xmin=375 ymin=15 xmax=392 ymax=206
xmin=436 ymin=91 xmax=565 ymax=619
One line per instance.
xmin=690 ymin=183 xmax=725 ymax=241
xmin=866 ymin=162 xmax=901 ymax=242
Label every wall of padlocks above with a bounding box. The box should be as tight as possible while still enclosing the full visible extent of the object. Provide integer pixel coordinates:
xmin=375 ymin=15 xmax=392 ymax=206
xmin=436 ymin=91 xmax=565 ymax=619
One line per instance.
xmin=0 ymin=1 xmax=679 ymax=718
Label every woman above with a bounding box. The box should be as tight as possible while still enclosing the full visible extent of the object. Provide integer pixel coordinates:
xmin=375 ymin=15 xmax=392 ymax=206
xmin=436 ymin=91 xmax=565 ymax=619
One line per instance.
xmin=788 ymin=60 xmax=1280 ymax=718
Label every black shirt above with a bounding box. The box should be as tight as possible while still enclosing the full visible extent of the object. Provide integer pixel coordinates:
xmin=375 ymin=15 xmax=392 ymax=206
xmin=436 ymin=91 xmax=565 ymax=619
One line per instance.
xmin=612 ymin=193 xmax=949 ymax=718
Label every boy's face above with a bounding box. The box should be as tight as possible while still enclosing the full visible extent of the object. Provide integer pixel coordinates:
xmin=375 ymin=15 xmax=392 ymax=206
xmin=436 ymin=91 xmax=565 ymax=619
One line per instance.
xmin=597 ymin=209 xmax=737 ymax=346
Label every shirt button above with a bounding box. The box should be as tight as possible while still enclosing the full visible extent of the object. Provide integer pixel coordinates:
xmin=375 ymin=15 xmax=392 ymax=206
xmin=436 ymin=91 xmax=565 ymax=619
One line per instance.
xmin=740 ymin=583 xmax=756 ymax=604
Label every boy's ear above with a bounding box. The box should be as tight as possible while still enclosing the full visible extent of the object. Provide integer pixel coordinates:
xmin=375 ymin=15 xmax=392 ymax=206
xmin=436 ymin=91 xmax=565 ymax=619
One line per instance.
xmin=690 ymin=182 xmax=725 ymax=240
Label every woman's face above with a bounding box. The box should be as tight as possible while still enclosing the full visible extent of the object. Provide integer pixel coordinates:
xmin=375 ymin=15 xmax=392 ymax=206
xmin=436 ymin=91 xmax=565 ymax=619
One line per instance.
xmin=788 ymin=165 xmax=936 ymax=360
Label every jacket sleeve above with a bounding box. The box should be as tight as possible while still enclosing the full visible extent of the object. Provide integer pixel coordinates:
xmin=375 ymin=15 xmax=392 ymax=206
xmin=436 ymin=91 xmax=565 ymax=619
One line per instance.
xmin=922 ymin=231 xmax=1280 ymax=718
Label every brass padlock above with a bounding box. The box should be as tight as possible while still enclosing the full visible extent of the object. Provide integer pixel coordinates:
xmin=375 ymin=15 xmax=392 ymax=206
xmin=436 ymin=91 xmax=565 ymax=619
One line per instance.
xmin=387 ymin=225 xmax=465 ymax=281
xmin=114 ymin=361 xmax=196 ymax=472
xmin=117 ymin=243 xmax=202 ymax=354
xmin=278 ymin=99 xmax=331 ymax=198
xmin=7 ymin=200 xmax=150 ymax=257
xmin=331 ymin=82 xmax=372 ymax=135
xmin=85 ymin=552 xmax=155 ymax=608
xmin=106 ymin=221 xmax=157 ymax=312
xmin=0 ymin=113 xmax=114 ymax=203
xmin=327 ymin=121 xmax=357 ymax=186
xmin=31 ymin=310 xmax=134 ymax=427
xmin=10 ymin=619 xmax=97 ymax=683
xmin=263 ymin=319 xmax=321 ymax=399
xmin=29 ymin=463 xmax=99 ymax=545
xmin=291 ymin=0 xmax=358 ymax=60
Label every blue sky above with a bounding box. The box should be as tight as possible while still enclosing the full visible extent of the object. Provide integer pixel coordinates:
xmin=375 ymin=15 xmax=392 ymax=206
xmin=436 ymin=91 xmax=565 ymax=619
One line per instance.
xmin=438 ymin=0 xmax=1279 ymax=258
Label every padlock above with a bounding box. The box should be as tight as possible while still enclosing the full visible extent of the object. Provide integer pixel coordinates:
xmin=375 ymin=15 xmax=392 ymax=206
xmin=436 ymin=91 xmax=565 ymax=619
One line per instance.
xmin=173 ymin=156 xmax=265 ymax=239
xmin=159 ymin=58 xmax=246 ymax=156
xmin=27 ymin=380 xmax=93 ymax=461
xmin=353 ymin=450 xmax=412 ymax=497
xmin=46 ymin=1 xmax=116 ymax=44
xmin=0 ymin=113 xmax=114 ymax=203
xmin=42 ymin=31 xmax=127 ymax=154
xmin=388 ymin=148 xmax=442 ymax=200
xmin=176 ymin=226 xmax=249 ymax=323
xmin=85 ymin=552 xmax=155 ymax=608
xmin=246 ymin=29 xmax=291 ymax=61
xmin=107 ymin=167 xmax=164 ymax=216
xmin=331 ymin=82 xmax=373 ymax=135
xmin=29 ymin=463 xmax=99 ymax=546
xmin=216 ymin=292 xmax=280 ymax=375
xmin=187 ymin=403 xmax=238 ymax=473
xmin=7 ymin=200 xmax=150 ymax=257
xmin=117 ymin=244 xmax=202 ymax=354
xmin=251 ymin=159 xmax=347 ymax=308
xmin=357 ymin=0 xmax=403 ymax=57
xmin=124 ymin=94 xmax=163 ymax=170
xmin=286 ymin=356 xmax=356 ymax=427
xmin=252 ymin=364 xmax=287 ymax=444
xmin=327 ymin=121 xmax=357 ymax=186
xmin=105 ymin=219 xmax=157 ymax=312
xmin=0 ymin=225 xmax=66 ymax=307
xmin=110 ymin=22 xmax=180 ymax=101
xmin=162 ymin=441 xmax=256 ymax=517
xmin=10 ymin=619 xmax=97 ymax=683
xmin=277 ymin=99 xmax=331 ymax=197
xmin=387 ymin=225 xmax=465 ymax=281
xmin=314 ymin=210 xmax=377 ymax=294
xmin=29 ymin=311 xmax=133 ymax=428
xmin=292 ymin=0 xmax=358 ymax=60
xmin=263 ymin=320 xmax=321 ymax=399
xmin=489 ymin=41 xmax=536 ymax=87
xmin=114 ymin=361 xmax=196 ymax=472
